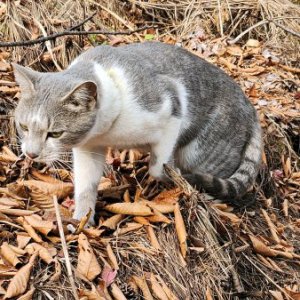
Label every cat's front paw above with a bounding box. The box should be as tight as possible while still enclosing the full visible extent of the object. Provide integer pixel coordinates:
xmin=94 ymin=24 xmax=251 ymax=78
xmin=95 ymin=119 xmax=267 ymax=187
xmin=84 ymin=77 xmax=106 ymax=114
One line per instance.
xmin=72 ymin=208 xmax=95 ymax=226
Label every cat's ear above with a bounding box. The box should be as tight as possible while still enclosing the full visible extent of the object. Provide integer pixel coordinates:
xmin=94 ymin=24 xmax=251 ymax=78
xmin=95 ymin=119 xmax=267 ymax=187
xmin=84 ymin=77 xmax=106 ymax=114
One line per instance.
xmin=62 ymin=81 xmax=97 ymax=112
xmin=12 ymin=63 xmax=38 ymax=96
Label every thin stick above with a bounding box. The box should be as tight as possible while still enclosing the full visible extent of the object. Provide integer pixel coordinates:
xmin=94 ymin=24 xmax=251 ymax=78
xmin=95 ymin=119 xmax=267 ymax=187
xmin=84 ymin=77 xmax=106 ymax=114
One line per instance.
xmin=270 ymin=20 xmax=300 ymax=39
xmin=228 ymin=20 xmax=268 ymax=44
xmin=0 ymin=25 xmax=158 ymax=48
xmin=69 ymin=12 xmax=97 ymax=31
xmin=53 ymin=196 xmax=79 ymax=300
xmin=242 ymin=254 xmax=293 ymax=300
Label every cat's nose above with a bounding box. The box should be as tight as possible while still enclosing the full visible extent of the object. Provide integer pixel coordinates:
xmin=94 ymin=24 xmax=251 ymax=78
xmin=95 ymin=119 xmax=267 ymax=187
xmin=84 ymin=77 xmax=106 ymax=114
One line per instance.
xmin=25 ymin=152 xmax=39 ymax=160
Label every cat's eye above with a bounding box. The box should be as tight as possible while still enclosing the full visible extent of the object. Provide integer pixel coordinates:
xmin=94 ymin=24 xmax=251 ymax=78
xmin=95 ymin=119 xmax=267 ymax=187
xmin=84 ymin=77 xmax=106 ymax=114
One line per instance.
xmin=19 ymin=123 xmax=28 ymax=131
xmin=47 ymin=131 xmax=64 ymax=139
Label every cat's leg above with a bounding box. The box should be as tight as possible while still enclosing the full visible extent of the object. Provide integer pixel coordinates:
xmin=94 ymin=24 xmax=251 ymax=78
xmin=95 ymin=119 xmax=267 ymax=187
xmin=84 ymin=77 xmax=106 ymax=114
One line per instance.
xmin=72 ymin=146 xmax=105 ymax=225
xmin=149 ymin=118 xmax=181 ymax=180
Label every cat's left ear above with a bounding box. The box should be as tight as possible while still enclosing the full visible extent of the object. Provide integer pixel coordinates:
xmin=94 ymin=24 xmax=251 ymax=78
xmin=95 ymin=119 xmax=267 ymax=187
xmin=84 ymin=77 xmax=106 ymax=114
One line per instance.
xmin=12 ymin=63 xmax=39 ymax=97
xmin=63 ymin=81 xmax=98 ymax=112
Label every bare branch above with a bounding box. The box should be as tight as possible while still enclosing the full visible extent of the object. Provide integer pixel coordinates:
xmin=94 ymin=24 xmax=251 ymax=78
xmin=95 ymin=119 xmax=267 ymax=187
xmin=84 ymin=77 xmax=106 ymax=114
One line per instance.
xmin=0 ymin=25 xmax=158 ymax=48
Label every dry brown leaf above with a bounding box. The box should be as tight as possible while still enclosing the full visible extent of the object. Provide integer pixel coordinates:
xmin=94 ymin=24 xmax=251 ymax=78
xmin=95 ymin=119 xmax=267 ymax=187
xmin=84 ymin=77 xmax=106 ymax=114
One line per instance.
xmin=30 ymin=170 xmax=58 ymax=184
xmin=106 ymin=244 xmax=119 ymax=270
xmin=174 ymin=203 xmax=187 ymax=258
xmin=4 ymin=253 xmax=38 ymax=299
xmin=17 ymin=233 xmax=31 ymax=249
xmin=25 ymin=243 xmax=54 ymax=264
xmin=49 ymin=258 xmax=61 ymax=282
xmin=0 ymin=242 xmax=22 ymax=267
xmin=238 ymin=66 xmax=265 ymax=76
xmin=110 ymin=283 xmax=127 ymax=300
xmin=261 ymin=209 xmax=280 ymax=243
xmin=156 ymin=275 xmax=178 ymax=300
xmin=206 ymin=287 xmax=213 ymax=300
xmin=226 ymin=45 xmax=243 ymax=56
xmin=146 ymin=214 xmax=172 ymax=224
xmin=22 ymin=180 xmax=73 ymax=199
xmin=78 ymin=285 xmax=106 ymax=300
xmin=114 ymin=222 xmax=143 ymax=236
xmin=0 ymin=208 xmax=35 ymax=216
xmin=245 ymin=39 xmax=260 ymax=48
xmin=284 ymin=288 xmax=300 ymax=300
xmin=123 ymin=189 xmax=131 ymax=202
xmin=132 ymin=275 xmax=154 ymax=300
xmin=0 ymin=198 xmax=23 ymax=208
xmin=249 ymin=235 xmax=277 ymax=257
xmin=83 ymin=227 xmax=105 ymax=239
xmin=146 ymin=226 xmax=161 ymax=251
xmin=153 ymin=188 xmax=182 ymax=204
xmin=133 ymin=216 xmax=151 ymax=225
xmin=213 ymin=208 xmax=241 ymax=224
xmin=6 ymin=245 xmax=26 ymax=256
xmin=20 ymin=219 xmax=43 ymax=243
xmin=0 ymin=146 xmax=19 ymax=162
xmin=269 ymin=290 xmax=284 ymax=300
xmin=77 ymin=233 xmax=102 ymax=281
xmin=104 ymin=202 xmax=153 ymax=216
xmin=0 ymin=264 xmax=17 ymax=277
xmin=101 ymin=214 xmax=124 ymax=230
xmin=148 ymin=273 xmax=168 ymax=300
xmin=24 ymin=214 xmax=54 ymax=236
xmin=75 ymin=208 xmax=92 ymax=234
xmin=142 ymin=200 xmax=176 ymax=214
xmin=17 ymin=287 xmax=35 ymax=300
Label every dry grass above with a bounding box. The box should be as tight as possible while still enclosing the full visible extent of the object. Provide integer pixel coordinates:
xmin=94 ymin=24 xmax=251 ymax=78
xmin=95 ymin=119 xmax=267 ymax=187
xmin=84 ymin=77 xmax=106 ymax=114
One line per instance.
xmin=0 ymin=0 xmax=299 ymax=299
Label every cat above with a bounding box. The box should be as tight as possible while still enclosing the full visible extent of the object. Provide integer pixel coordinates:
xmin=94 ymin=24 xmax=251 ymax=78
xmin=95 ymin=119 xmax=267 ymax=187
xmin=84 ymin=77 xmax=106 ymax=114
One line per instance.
xmin=13 ymin=41 xmax=262 ymax=224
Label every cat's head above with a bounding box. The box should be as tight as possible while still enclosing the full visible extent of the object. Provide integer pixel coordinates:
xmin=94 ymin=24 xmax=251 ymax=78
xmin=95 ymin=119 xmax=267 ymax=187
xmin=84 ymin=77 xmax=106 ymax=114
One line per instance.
xmin=13 ymin=63 xmax=98 ymax=162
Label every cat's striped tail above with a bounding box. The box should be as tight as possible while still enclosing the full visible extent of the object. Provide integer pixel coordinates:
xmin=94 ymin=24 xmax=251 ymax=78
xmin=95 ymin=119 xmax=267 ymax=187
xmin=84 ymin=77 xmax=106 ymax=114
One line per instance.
xmin=183 ymin=123 xmax=262 ymax=200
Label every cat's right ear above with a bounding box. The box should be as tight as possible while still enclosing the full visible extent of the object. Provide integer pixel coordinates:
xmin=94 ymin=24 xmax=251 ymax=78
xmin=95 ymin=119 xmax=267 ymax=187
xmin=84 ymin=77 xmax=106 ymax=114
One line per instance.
xmin=12 ymin=63 xmax=38 ymax=97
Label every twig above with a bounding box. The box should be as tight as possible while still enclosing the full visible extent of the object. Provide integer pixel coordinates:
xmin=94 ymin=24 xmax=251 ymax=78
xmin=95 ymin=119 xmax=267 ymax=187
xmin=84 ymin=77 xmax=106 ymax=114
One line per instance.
xmin=90 ymin=1 xmax=144 ymax=42
xmin=271 ymin=20 xmax=300 ymax=39
xmin=242 ymin=254 xmax=293 ymax=300
xmin=228 ymin=20 xmax=268 ymax=44
xmin=53 ymin=196 xmax=79 ymax=300
xmin=163 ymin=164 xmax=195 ymax=196
xmin=33 ymin=17 xmax=62 ymax=71
xmin=0 ymin=25 xmax=158 ymax=48
xmin=229 ymin=17 xmax=300 ymax=44
xmin=69 ymin=12 xmax=97 ymax=31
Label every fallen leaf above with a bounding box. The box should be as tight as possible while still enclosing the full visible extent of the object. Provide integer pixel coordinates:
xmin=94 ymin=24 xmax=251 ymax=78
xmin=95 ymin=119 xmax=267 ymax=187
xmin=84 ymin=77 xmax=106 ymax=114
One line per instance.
xmin=24 ymin=214 xmax=54 ymax=236
xmin=174 ymin=203 xmax=187 ymax=258
xmin=104 ymin=202 xmax=153 ymax=216
xmin=17 ymin=287 xmax=35 ymax=300
xmin=148 ymin=273 xmax=168 ymax=300
xmin=101 ymin=266 xmax=117 ymax=287
xmin=249 ymin=235 xmax=276 ymax=257
xmin=0 ymin=242 xmax=22 ymax=267
xmin=101 ymin=214 xmax=124 ymax=230
xmin=114 ymin=222 xmax=143 ymax=236
xmin=4 ymin=253 xmax=38 ymax=299
xmin=49 ymin=258 xmax=61 ymax=282
xmin=17 ymin=233 xmax=31 ymax=249
xmin=110 ymin=283 xmax=127 ymax=300
xmin=132 ymin=275 xmax=154 ymax=300
xmin=25 ymin=243 xmax=55 ymax=264
xmin=106 ymin=244 xmax=119 ymax=270
xmin=76 ymin=233 xmax=101 ymax=281
xmin=146 ymin=226 xmax=161 ymax=251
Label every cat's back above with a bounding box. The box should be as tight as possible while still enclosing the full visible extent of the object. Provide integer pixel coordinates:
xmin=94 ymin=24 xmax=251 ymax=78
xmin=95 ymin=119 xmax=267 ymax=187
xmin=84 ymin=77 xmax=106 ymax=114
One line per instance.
xmin=75 ymin=41 xmax=215 ymax=76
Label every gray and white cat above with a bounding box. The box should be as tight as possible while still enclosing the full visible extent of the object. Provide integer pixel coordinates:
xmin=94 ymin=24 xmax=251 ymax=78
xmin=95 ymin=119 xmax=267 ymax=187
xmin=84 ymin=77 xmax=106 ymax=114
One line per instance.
xmin=13 ymin=42 xmax=262 ymax=223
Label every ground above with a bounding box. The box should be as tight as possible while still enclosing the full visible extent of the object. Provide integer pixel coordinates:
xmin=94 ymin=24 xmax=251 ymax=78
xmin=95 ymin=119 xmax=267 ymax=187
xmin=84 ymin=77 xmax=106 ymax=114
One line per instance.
xmin=0 ymin=1 xmax=299 ymax=299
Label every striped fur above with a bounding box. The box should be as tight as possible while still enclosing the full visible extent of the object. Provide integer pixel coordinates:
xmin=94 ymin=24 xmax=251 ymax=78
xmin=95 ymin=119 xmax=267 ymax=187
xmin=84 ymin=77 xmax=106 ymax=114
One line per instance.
xmin=182 ymin=122 xmax=262 ymax=199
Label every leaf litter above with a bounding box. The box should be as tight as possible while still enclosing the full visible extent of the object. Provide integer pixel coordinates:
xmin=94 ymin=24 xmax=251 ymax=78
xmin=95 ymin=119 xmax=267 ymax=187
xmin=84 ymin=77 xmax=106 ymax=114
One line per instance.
xmin=0 ymin=1 xmax=300 ymax=299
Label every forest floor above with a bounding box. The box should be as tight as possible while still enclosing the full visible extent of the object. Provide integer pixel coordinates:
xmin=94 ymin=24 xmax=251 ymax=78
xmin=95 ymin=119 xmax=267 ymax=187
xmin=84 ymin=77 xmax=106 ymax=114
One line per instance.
xmin=0 ymin=1 xmax=299 ymax=299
